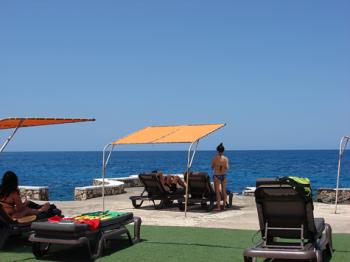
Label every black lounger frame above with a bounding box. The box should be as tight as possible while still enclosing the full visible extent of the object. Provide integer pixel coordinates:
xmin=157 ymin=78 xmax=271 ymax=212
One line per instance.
xmin=0 ymin=203 xmax=47 ymax=249
xmin=243 ymin=178 xmax=333 ymax=262
xmin=129 ymin=173 xmax=184 ymax=209
xmin=29 ymin=214 xmax=141 ymax=260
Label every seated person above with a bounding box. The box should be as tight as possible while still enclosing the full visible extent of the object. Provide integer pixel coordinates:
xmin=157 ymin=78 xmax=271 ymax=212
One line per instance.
xmin=156 ymin=172 xmax=186 ymax=193
xmin=0 ymin=170 xmax=50 ymax=219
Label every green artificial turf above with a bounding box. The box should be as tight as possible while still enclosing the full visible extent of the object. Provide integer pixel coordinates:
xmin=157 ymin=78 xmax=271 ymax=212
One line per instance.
xmin=0 ymin=226 xmax=349 ymax=262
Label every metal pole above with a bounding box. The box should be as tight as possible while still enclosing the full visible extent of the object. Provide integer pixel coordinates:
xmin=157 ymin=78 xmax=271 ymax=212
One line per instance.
xmin=0 ymin=119 xmax=24 ymax=153
xmin=102 ymin=143 xmax=115 ymax=212
xmin=184 ymin=140 xmax=199 ymax=217
xmin=335 ymin=136 xmax=349 ymax=214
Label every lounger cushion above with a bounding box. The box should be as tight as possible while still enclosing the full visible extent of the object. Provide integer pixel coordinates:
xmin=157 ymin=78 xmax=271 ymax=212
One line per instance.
xmin=31 ymin=212 xmax=134 ymax=233
xmin=100 ymin=212 xmax=133 ymax=227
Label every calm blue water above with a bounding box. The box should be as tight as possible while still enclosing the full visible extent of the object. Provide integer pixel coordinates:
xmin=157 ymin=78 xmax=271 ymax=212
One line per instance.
xmin=0 ymin=150 xmax=349 ymax=200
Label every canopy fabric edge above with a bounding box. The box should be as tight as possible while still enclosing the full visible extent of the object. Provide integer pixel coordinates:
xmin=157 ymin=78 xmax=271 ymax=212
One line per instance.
xmin=0 ymin=117 xmax=96 ymax=120
xmin=112 ymin=123 xmax=226 ymax=145
xmin=0 ymin=117 xmax=96 ymax=130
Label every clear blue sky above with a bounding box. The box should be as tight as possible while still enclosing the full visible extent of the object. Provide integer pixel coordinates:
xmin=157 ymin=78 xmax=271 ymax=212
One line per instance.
xmin=1 ymin=1 xmax=349 ymax=151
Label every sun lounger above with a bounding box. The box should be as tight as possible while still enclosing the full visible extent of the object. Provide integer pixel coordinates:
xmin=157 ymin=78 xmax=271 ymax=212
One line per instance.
xmin=0 ymin=203 xmax=47 ymax=249
xmin=178 ymin=172 xmax=233 ymax=212
xmin=29 ymin=211 xmax=141 ymax=260
xmin=129 ymin=173 xmax=184 ymax=209
xmin=243 ymin=177 xmax=333 ymax=262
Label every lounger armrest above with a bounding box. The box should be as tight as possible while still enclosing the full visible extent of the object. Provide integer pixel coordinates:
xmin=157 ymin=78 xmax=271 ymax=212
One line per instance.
xmin=313 ymin=218 xmax=325 ymax=239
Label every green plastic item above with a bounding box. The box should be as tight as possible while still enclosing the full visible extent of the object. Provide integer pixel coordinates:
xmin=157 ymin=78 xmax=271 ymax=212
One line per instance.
xmin=79 ymin=210 xmax=127 ymax=219
xmin=287 ymin=176 xmax=311 ymax=196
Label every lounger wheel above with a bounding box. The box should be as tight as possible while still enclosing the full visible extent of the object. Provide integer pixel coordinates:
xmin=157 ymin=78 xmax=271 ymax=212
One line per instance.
xmin=32 ymin=242 xmax=50 ymax=258
xmin=243 ymin=256 xmax=253 ymax=262
xmin=131 ymin=199 xmax=144 ymax=208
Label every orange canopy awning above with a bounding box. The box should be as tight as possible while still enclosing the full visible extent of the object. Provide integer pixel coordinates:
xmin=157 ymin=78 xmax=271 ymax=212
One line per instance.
xmin=112 ymin=124 xmax=225 ymax=145
xmin=0 ymin=117 xmax=95 ymax=130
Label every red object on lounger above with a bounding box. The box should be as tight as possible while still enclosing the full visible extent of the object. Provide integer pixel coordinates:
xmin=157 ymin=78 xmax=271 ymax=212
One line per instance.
xmin=48 ymin=215 xmax=62 ymax=222
xmin=76 ymin=219 xmax=100 ymax=231
xmin=48 ymin=215 xmax=100 ymax=231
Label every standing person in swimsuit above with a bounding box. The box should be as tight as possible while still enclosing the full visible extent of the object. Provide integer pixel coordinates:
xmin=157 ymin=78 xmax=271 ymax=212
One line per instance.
xmin=211 ymin=143 xmax=229 ymax=211
xmin=0 ymin=171 xmax=50 ymax=219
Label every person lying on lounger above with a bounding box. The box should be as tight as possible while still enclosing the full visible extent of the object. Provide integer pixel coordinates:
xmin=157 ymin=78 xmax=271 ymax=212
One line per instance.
xmin=156 ymin=172 xmax=186 ymax=193
xmin=0 ymin=170 xmax=50 ymax=219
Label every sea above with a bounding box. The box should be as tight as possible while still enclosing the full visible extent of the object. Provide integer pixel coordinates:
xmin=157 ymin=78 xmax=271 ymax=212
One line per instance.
xmin=0 ymin=150 xmax=349 ymax=201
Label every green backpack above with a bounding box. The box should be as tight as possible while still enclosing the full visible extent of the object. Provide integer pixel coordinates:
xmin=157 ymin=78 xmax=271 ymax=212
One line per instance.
xmin=279 ymin=176 xmax=312 ymax=199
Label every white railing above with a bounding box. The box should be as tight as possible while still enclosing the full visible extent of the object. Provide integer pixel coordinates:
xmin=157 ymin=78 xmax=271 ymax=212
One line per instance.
xmin=334 ymin=136 xmax=350 ymax=214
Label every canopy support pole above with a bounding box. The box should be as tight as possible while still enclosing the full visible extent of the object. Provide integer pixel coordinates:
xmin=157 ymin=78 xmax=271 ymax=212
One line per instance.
xmin=0 ymin=119 xmax=24 ymax=153
xmin=184 ymin=140 xmax=199 ymax=217
xmin=102 ymin=143 xmax=115 ymax=212
xmin=335 ymin=136 xmax=350 ymax=214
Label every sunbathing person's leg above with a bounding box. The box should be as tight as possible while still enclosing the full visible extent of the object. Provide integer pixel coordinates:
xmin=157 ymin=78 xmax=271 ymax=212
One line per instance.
xmin=156 ymin=173 xmax=166 ymax=187
xmin=213 ymin=175 xmax=221 ymax=211
xmin=11 ymin=208 xmax=30 ymax=219
xmin=157 ymin=173 xmax=171 ymax=192
xmin=173 ymin=176 xmax=186 ymax=188
xmin=39 ymin=202 xmax=50 ymax=212
xmin=165 ymin=175 xmax=173 ymax=186
xmin=157 ymin=173 xmax=165 ymax=184
xmin=12 ymin=203 xmax=49 ymax=219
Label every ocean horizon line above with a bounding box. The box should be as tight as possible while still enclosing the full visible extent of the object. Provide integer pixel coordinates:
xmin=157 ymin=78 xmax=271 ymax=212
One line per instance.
xmin=2 ymin=149 xmax=343 ymax=153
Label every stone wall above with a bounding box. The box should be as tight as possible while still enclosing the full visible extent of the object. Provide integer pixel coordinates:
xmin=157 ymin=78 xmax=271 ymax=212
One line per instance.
xmin=19 ymin=186 xmax=49 ymax=201
xmin=75 ymin=174 xmax=181 ymax=200
xmin=316 ymin=188 xmax=350 ymax=204
xmin=93 ymin=176 xmax=143 ymax=188
xmin=242 ymin=187 xmax=256 ymax=196
xmin=75 ymin=182 xmax=125 ymax=201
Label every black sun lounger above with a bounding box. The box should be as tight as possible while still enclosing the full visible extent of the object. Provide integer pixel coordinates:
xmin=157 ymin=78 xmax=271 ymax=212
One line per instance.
xmin=29 ymin=212 xmax=141 ymax=260
xmin=129 ymin=173 xmax=184 ymax=209
xmin=243 ymin=178 xmax=333 ymax=262
xmin=0 ymin=203 xmax=45 ymax=249
xmin=178 ymin=172 xmax=233 ymax=212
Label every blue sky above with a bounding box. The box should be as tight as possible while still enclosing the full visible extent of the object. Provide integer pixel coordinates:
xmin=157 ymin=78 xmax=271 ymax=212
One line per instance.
xmin=1 ymin=1 xmax=349 ymax=151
